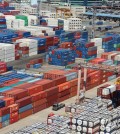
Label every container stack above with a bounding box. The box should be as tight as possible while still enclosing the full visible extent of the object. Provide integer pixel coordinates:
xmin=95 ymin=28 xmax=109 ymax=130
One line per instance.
xmin=0 ymin=43 xmax=15 ymax=62
xmin=0 ymin=1 xmax=20 ymax=16
xmin=9 ymin=104 xmax=19 ymax=124
xmin=101 ymin=51 xmax=120 ymax=65
xmin=102 ymin=36 xmax=115 ymax=52
xmin=0 ymin=62 xmax=7 ymax=74
xmin=40 ymin=18 xmax=48 ymax=26
xmin=48 ymin=49 xmax=75 ymax=66
xmin=32 ymin=90 xmax=47 ymax=113
xmin=60 ymin=32 xmax=76 ymax=43
xmin=17 ymin=96 xmax=33 ymax=120
xmin=0 ymin=16 xmax=7 ymax=29
xmin=75 ymin=39 xmax=97 ymax=59
xmin=26 ymin=58 xmax=43 ymax=69
xmin=91 ymin=38 xmax=104 ymax=55
xmin=16 ymin=38 xmax=38 ymax=57
xmin=102 ymin=33 xmax=120 ymax=52
xmin=29 ymin=37 xmax=46 ymax=54
xmin=0 ymin=69 xmax=80 ymax=129
xmin=0 ymin=103 xmax=10 ymax=128
xmin=58 ymin=19 xmax=64 ymax=30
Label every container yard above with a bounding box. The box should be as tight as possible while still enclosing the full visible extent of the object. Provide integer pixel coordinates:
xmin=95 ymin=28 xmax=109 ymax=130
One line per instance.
xmin=0 ymin=0 xmax=119 ymax=134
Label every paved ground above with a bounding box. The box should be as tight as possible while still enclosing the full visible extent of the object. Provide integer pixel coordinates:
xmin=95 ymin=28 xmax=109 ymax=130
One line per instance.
xmin=1 ymin=79 xmax=116 ymax=134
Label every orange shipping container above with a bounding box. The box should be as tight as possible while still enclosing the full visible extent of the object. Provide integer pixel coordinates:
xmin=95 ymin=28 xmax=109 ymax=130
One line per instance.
xmin=58 ymin=82 xmax=71 ymax=92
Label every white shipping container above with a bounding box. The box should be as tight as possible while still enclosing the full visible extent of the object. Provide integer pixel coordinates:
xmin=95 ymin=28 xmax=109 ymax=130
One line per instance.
xmin=91 ymin=38 xmax=102 ymax=46
xmin=115 ymin=55 xmax=120 ymax=61
xmin=5 ymin=57 xmax=15 ymax=62
xmin=29 ymin=52 xmax=37 ymax=56
xmin=102 ymin=85 xmax=116 ymax=96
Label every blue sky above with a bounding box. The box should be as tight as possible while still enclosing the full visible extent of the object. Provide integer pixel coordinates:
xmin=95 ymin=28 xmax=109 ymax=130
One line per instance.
xmin=31 ymin=0 xmax=37 ymax=5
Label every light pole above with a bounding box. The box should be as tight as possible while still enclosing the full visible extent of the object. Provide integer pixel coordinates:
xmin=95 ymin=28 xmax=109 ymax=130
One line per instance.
xmin=92 ymin=7 xmax=96 ymax=39
xmin=37 ymin=0 xmax=41 ymax=25
xmin=76 ymin=63 xmax=82 ymax=105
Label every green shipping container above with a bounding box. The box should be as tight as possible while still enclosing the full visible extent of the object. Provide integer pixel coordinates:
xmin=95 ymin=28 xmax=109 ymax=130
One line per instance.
xmin=0 ymin=86 xmax=12 ymax=92
xmin=10 ymin=81 xmax=24 ymax=88
xmin=15 ymin=15 xmax=28 ymax=26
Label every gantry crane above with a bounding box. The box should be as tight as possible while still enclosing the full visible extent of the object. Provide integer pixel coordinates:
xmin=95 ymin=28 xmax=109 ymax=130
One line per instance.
xmin=76 ymin=60 xmax=120 ymax=104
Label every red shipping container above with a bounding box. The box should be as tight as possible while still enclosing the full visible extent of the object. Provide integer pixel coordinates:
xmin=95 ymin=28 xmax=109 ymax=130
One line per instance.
xmin=37 ymin=58 xmax=43 ymax=63
xmin=70 ymin=79 xmax=78 ymax=87
xmin=33 ymin=103 xmax=46 ymax=113
xmin=10 ymin=116 xmax=19 ymax=124
xmin=9 ymin=104 xmax=19 ymax=113
xmin=10 ymin=111 xmax=18 ymax=119
xmin=16 ymin=96 xmax=32 ymax=108
xmin=38 ymin=46 xmax=46 ymax=51
xmin=47 ymin=94 xmax=58 ymax=102
xmin=88 ymin=50 xmax=97 ymax=56
xmin=85 ymin=42 xmax=95 ymax=48
xmin=103 ymin=37 xmax=112 ymax=42
xmin=71 ymin=86 xmax=77 ymax=93
xmin=35 ymin=79 xmax=55 ymax=91
xmin=26 ymin=63 xmax=30 ymax=68
xmin=54 ymin=76 xmax=66 ymax=85
xmin=58 ymin=82 xmax=71 ymax=92
xmin=30 ymin=59 xmax=38 ymax=65
xmin=0 ymin=123 xmax=2 ymax=129
xmin=0 ymin=107 xmax=10 ymax=116
xmin=70 ymin=91 xmax=77 ymax=97
xmin=32 ymin=98 xmax=47 ymax=107
xmin=117 ymin=48 xmax=120 ymax=51
xmin=46 ymin=86 xmax=59 ymax=97
xmin=31 ymin=91 xmax=47 ymax=102
xmin=4 ymin=79 xmax=20 ymax=86
xmin=100 ymin=78 xmax=108 ymax=84
xmin=12 ymin=37 xmax=22 ymax=42
xmin=19 ymin=109 xmax=33 ymax=120
xmin=47 ymin=100 xmax=58 ymax=108
xmin=9 ymin=89 xmax=29 ymax=101
xmin=58 ymin=94 xmax=70 ymax=103
xmin=0 ymin=68 xmax=7 ymax=74
xmin=60 ymin=42 xmax=73 ymax=49
xmin=58 ymin=88 xmax=70 ymax=98
xmin=53 ymin=27 xmax=59 ymax=31
xmin=26 ymin=84 xmax=43 ymax=96
xmin=2 ymin=97 xmax=14 ymax=107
